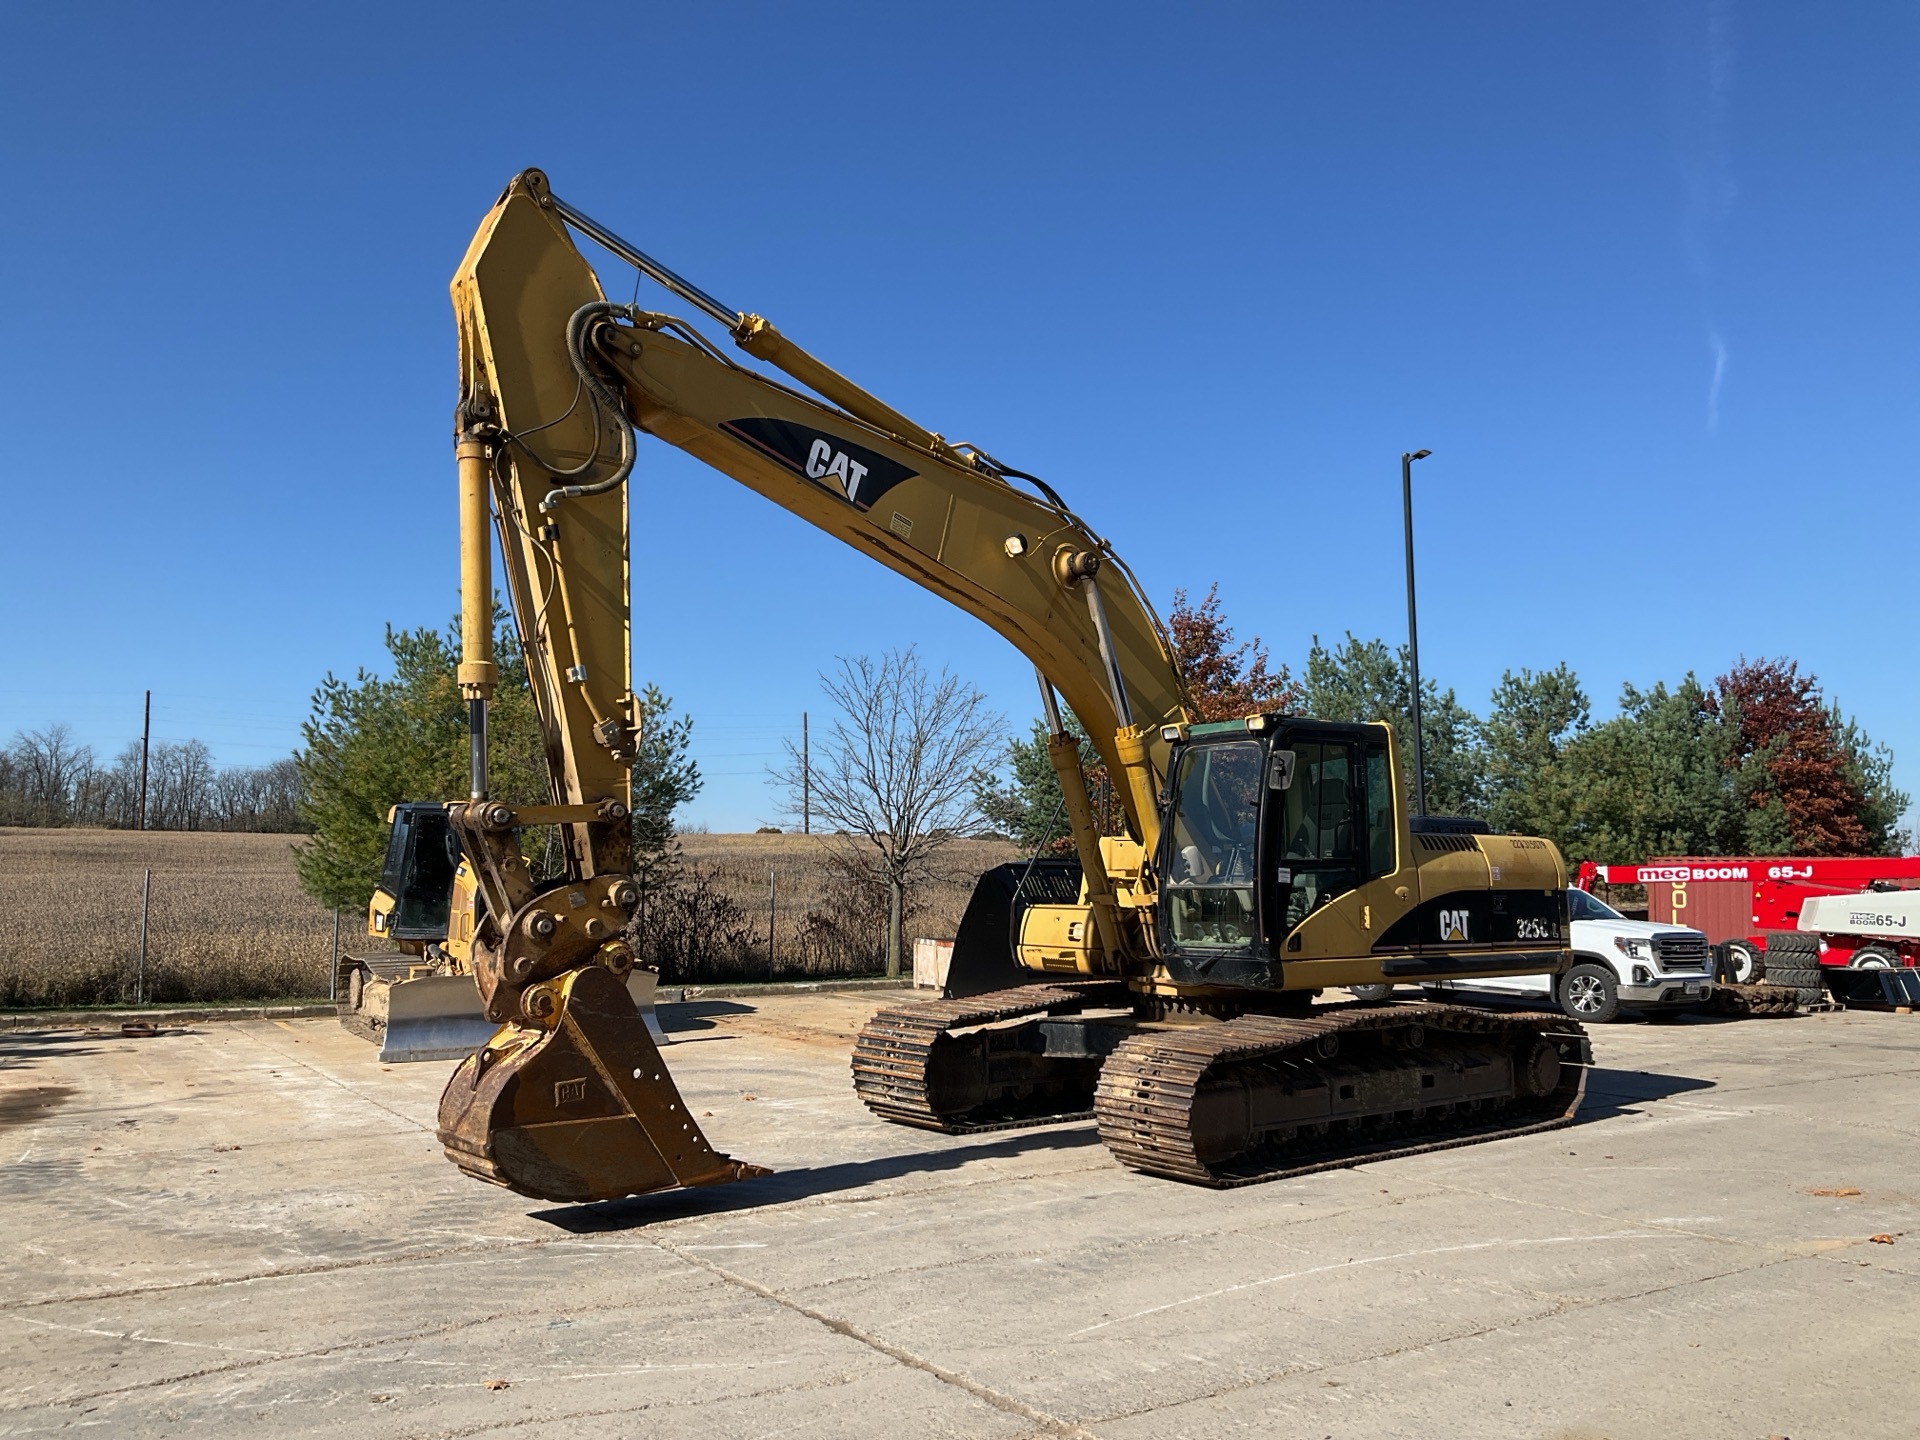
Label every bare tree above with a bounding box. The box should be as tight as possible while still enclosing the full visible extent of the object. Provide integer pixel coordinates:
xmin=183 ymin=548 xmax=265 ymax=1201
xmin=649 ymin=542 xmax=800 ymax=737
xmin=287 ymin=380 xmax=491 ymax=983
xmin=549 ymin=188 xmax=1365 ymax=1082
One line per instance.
xmin=147 ymin=739 xmax=215 ymax=831
xmin=1 ymin=725 xmax=95 ymax=826
xmin=774 ymin=648 xmax=1000 ymax=977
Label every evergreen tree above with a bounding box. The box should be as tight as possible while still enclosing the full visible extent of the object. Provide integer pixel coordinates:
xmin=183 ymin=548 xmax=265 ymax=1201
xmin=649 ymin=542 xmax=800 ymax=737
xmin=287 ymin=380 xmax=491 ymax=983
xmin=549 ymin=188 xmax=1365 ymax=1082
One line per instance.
xmin=973 ymin=715 xmax=1113 ymax=852
xmin=1302 ymin=633 xmax=1483 ymax=816
xmin=1481 ymin=664 xmax=1589 ymax=840
xmin=295 ymin=606 xmax=698 ymax=910
xmin=1556 ymin=675 xmax=1739 ymax=862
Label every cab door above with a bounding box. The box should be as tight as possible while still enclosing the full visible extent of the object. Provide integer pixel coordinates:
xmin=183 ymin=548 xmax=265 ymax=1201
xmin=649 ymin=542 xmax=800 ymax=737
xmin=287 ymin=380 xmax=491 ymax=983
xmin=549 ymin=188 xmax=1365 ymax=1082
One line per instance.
xmin=1263 ymin=727 xmax=1422 ymax=988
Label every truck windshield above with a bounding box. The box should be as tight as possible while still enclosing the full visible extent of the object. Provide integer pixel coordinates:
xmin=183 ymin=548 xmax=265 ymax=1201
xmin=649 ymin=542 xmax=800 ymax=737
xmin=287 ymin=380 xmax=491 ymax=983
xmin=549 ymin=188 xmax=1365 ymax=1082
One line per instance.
xmin=1163 ymin=741 xmax=1263 ymax=950
xmin=1568 ymin=889 xmax=1625 ymax=922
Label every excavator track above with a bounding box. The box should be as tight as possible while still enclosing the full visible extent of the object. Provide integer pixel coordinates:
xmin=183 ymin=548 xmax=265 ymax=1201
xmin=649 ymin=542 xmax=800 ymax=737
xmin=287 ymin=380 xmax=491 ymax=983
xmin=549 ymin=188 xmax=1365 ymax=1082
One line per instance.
xmin=852 ymin=982 xmax=1131 ymax=1132
xmin=1708 ymin=982 xmax=1801 ymax=1018
xmin=1093 ymin=1003 xmax=1590 ymax=1188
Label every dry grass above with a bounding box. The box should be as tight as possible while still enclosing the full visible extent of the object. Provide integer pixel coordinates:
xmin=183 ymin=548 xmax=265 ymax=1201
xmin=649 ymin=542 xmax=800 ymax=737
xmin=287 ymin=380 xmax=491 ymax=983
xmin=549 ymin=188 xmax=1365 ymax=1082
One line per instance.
xmin=0 ymin=828 xmax=342 ymax=1008
xmin=672 ymin=832 xmax=1019 ymax=981
xmin=0 ymin=827 xmax=1022 ymax=1006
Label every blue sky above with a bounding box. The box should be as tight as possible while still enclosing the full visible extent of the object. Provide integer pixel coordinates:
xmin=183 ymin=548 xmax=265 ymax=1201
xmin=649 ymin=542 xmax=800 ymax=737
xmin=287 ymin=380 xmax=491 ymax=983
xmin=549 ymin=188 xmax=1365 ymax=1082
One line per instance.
xmin=2 ymin=3 xmax=1915 ymax=835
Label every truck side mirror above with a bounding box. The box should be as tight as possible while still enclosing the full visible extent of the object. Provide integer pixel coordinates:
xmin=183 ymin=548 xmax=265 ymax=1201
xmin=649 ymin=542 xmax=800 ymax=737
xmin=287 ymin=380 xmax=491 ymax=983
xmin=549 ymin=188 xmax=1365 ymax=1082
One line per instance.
xmin=1268 ymin=750 xmax=1296 ymax=791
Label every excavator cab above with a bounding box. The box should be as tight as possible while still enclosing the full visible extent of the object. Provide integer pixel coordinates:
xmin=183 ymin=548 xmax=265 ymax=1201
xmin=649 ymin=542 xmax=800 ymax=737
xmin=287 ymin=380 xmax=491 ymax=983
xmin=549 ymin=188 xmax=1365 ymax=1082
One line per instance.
xmin=369 ymin=803 xmax=460 ymax=942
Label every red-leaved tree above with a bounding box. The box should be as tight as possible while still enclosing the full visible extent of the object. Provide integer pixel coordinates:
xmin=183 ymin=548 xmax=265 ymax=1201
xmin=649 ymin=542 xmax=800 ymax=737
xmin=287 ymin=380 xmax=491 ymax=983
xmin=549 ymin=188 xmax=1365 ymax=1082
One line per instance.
xmin=1168 ymin=584 xmax=1302 ymax=721
xmin=1715 ymin=657 xmax=1869 ymax=855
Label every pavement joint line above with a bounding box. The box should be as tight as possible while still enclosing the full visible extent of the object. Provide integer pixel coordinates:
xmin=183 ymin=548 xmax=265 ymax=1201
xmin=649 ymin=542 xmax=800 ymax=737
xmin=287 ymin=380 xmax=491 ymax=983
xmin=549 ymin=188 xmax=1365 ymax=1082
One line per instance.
xmin=1066 ymin=1230 xmax=1678 ymax=1337
xmin=386 ymin=1373 xmax=869 ymax=1440
xmin=1417 ymin=1174 xmax=1902 ymax=1264
xmin=0 ymin=1306 xmax=523 ymax=1416
xmin=649 ymin=1234 xmax=1102 ymax=1439
xmin=0 ymin=1236 xmax=560 ymax=1314
xmin=237 ymin=1022 xmax=436 ymax=1135
xmin=1082 ymin=1245 xmax=1816 ymax=1428
xmin=11 ymin=1314 xmax=283 ymax=1359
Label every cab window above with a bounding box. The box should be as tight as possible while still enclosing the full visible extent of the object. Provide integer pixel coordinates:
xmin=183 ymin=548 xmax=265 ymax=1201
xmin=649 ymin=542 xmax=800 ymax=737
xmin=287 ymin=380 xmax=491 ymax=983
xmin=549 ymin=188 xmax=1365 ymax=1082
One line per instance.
xmin=1365 ymin=742 xmax=1395 ymax=878
xmin=1274 ymin=741 xmax=1362 ymax=932
xmin=1162 ymin=741 xmax=1262 ymax=951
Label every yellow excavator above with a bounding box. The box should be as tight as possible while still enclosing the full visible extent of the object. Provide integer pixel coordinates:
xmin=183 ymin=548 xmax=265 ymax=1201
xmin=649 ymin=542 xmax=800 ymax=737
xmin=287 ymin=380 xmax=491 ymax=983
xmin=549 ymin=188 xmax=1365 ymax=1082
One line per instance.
xmin=415 ymin=169 xmax=1590 ymax=1205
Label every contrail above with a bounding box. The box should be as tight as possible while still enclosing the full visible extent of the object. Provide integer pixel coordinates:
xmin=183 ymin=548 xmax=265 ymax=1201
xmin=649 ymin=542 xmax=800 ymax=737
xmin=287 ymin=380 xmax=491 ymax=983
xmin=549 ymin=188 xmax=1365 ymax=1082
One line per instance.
xmin=1681 ymin=0 xmax=1738 ymax=278
xmin=1707 ymin=328 xmax=1728 ymax=434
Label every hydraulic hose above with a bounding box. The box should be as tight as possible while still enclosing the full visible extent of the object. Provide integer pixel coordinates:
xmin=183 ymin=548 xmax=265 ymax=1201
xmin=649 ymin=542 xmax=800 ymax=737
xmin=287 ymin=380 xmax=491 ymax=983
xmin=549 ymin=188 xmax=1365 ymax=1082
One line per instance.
xmin=539 ymin=301 xmax=639 ymax=511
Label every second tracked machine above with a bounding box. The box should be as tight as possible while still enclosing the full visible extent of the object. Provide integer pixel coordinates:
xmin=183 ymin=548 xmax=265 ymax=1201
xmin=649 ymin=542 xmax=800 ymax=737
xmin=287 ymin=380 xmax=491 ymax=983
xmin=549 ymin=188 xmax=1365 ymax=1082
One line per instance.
xmin=410 ymin=169 xmax=1592 ymax=1205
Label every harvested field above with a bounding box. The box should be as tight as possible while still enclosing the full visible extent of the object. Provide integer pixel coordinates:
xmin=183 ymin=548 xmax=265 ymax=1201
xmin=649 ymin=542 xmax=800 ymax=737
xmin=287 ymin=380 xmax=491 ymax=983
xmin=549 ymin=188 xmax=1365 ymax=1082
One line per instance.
xmin=0 ymin=828 xmax=1021 ymax=1006
xmin=670 ymin=832 xmax=1018 ymax=983
xmin=0 ymin=828 xmax=340 ymax=1007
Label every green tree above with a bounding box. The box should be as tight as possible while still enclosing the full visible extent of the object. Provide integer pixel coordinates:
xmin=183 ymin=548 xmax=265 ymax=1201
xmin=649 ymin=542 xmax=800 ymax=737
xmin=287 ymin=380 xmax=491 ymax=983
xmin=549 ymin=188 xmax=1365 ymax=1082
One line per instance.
xmin=1831 ymin=707 xmax=1911 ymax=854
xmin=1481 ymin=663 xmax=1589 ymax=840
xmin=1301 ymin=633 xmax=1483 ymax=816
xmin=1556 ymin=675 xmax=1738 ymax=863
xmin=974 ymin=713 xmax=1114 ymax=852
xmin=295 ymin=607 xmax=698 ymax=911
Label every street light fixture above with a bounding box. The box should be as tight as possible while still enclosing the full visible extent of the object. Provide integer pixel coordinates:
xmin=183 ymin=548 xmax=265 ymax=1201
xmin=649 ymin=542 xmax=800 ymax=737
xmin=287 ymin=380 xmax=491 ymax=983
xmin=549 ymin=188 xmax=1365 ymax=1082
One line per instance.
xmin=1401 ymin=449 xmax=1432 ymax=817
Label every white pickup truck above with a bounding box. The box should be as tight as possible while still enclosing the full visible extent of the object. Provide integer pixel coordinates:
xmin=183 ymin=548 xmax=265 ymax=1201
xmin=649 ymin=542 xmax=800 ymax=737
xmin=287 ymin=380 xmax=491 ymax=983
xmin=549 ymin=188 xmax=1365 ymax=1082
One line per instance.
xmin=1419 ymin=887 xmax=1715 ymax=1022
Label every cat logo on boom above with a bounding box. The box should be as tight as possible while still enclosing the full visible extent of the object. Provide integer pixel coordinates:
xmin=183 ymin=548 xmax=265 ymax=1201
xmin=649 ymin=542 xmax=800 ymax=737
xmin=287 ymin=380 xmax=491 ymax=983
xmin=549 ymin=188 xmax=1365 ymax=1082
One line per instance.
xmin=718 ymin=416 xmax=916 ymax=512
xmin=1439 ymin=909 xmax=1471 ymax=943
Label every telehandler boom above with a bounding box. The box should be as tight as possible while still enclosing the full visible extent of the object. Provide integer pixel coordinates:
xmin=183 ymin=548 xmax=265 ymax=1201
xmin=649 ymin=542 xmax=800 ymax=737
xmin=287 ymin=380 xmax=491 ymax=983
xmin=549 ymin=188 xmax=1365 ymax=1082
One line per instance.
xmin=422 ymin=169 xmax=1590 ymax=1204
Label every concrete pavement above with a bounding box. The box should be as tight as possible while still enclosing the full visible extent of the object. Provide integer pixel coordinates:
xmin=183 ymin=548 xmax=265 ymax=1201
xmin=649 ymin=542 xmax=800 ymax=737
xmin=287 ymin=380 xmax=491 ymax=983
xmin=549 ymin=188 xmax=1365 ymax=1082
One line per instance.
xmin=2 ymin=991 xmax=1916 ymax=1438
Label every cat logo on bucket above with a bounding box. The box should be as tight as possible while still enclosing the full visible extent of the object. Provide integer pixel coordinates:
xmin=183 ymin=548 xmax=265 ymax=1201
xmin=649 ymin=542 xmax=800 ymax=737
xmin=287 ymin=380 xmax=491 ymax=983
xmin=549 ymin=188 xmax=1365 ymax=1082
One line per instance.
xmin=1438 ymin=909 xmax=1471 ymax=943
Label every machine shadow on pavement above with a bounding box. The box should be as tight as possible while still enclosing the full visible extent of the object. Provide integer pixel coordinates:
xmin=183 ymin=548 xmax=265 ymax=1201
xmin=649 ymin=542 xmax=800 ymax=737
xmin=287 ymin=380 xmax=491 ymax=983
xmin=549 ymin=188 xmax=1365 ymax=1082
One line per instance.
xmin=1578 ymin=1065 xmax=1715 ymax=1122
xmin=657 ymin=1000 xmax=753 ymax=1035
xmin=529 ymin=1058 xmax=1717 ymax=1232
xmin=531 ymin=1124 xmax=1110 ymax=1232
xmin=0 ymin=1029 xmax=113 ymax=1072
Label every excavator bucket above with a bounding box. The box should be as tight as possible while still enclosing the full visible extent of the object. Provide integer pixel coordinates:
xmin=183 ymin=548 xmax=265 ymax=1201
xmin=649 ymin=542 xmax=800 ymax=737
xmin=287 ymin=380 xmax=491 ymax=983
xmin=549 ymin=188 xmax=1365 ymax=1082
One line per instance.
xmin=436 ymin=965 xmax=767 ymax=1204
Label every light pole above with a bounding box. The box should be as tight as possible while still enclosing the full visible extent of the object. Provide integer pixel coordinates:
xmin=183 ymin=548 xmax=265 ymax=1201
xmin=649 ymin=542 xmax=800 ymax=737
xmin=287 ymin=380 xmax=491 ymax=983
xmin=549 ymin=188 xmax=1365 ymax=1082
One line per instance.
xmin=1400 ymin=449 xmax=1432 ymax=817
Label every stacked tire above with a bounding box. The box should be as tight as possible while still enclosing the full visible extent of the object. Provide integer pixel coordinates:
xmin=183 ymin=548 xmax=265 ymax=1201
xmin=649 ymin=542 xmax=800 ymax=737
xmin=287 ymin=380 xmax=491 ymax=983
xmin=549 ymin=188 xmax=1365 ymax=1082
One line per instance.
xmin=1761 ymin=932 xmax=1825 ymax=1006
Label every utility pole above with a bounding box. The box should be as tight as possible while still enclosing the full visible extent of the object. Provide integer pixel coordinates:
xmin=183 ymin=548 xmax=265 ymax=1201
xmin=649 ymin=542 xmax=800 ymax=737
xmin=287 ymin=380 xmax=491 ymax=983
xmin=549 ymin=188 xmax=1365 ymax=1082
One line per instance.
xmin=767 ymin=869 xmax=777 ymax=981
xmin=1400 ymin=450 xmax=1432 ymax=817
xmin=801 ymin=711 xmax=810 ymax=835
xmin=137 ymin=689 xmax=151 ymax=831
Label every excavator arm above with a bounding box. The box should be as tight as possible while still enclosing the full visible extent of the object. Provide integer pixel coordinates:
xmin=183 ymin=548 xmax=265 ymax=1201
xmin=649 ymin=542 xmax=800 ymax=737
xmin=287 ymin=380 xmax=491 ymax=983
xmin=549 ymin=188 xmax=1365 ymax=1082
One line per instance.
xmin=436 ymin=169 xmax=1191 ymax=1202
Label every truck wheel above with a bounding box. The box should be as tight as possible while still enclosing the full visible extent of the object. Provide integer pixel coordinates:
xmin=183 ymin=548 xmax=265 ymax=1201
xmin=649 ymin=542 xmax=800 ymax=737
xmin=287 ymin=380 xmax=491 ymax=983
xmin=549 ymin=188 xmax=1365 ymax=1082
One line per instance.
xmin=1722 ymin=939 xmax=1762 ymax=984
xmin=1853 ymin=946 xmax=1898 ymax=970
xmin=1560 ymin=964 xmax=1621 ymax=1023
xmin=1349 ymin=984 xmax=1394 ymax=1003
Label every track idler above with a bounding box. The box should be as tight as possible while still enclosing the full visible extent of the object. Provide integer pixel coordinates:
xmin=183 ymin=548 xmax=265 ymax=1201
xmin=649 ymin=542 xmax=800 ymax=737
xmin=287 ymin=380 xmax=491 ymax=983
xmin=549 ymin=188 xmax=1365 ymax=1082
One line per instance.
xmin=437 ymin=965 xmax=767 ymax=1203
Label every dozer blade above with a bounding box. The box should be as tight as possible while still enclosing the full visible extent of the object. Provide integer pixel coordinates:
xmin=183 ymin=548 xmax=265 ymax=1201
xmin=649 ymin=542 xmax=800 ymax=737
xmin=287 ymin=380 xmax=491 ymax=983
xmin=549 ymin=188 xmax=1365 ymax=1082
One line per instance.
xmin=346 ymin=964 xmax=671 ymax=1064
xmin=436 ymin=965 xmax=768 ymax=1204
xmin=379 ymin=975 xmax=502 ymax=1063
